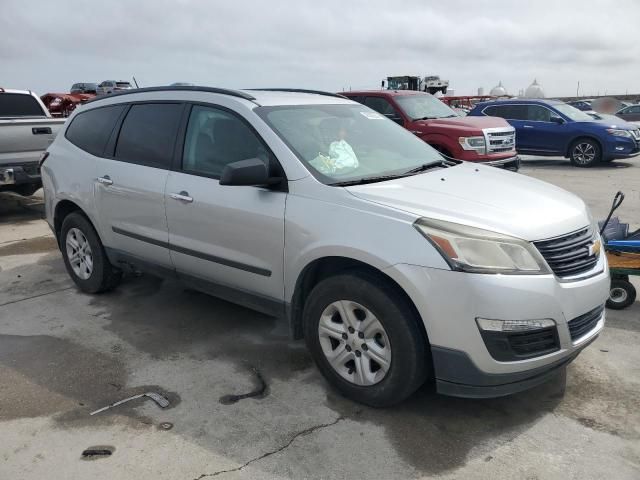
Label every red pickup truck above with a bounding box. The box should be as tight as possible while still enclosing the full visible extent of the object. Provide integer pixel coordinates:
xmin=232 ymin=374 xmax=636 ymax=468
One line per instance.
xmin=341 ymin=90 xmax=519 ymax=170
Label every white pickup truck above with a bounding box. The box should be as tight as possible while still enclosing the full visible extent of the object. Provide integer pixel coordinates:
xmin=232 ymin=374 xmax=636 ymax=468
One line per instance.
xmin=1 ymin=88 xmax=64 ymax=196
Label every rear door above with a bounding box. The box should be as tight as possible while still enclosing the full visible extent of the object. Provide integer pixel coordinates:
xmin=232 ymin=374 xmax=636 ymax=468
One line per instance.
xmin=94 ymin=102 xmax=185 ymax=269
xmin=164 ymin=103 xmax=287 ymax=314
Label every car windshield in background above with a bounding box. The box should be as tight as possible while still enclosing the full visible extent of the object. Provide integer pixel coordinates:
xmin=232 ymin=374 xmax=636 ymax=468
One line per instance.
xmin=395 ymin=94 xmax=458 ymax=120
xmin=554 ymin=103 xmax=594 ymax=122
xmin=256 ymin=104 xmax=444 ymax=185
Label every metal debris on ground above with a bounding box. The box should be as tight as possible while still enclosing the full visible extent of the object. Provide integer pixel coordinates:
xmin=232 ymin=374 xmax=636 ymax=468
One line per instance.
xmin=89 ymin=392 xmax=170 ymax=415
xmin=159 ymin=422 xmax=173 ymax=430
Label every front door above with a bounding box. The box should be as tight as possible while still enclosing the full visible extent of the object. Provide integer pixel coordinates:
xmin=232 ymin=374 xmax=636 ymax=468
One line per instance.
xmin=165 ymin=104 xmax=287 ymax=314
xmin=95 ymin=102 xmax=185 ymax=268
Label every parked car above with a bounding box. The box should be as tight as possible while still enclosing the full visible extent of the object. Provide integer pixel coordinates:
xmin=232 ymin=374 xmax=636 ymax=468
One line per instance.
xmin=469 ymin=99 xmax=640 ymax=166
xmin=41 ymin=92 xmax=95 ymax=117
xmin=70 ymin=83 xmax=98 ymax=94
xmin=566 ymin=100 xmax=593 ymax=111
xmin=616 ymin=104 xmax=640 ymax=122
xmin=342 ymin=90 xmax=519 ymax=170
xmin=42 ymin=86 xmax=609 ymax=406
xmin=0 ymin=88 xmax=64 ymax=196
xmin=96 ymin=80 xmax=134 ymax=95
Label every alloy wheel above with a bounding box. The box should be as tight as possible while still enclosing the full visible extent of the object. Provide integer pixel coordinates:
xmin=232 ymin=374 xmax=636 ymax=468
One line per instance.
xmin=66 ymin=227 xmax=94 ymax=280
xmin=573 ymin=142 xmax=596 ymax=165
xmin=318 ymin=300 xmax=391 ymax=386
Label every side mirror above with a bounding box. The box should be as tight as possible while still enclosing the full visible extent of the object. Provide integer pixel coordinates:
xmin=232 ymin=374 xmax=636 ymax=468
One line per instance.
xmin=219 ymin=158 xmax=280 ymax=187
xmin=550 ymin=116 xmax=564 ymax=124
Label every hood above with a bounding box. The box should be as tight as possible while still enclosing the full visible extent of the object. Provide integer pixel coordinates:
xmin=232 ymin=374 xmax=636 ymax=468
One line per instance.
xmin=346 ymin=162 xmax=590 ymax=241
xmin=417 ymin=115 xmax=510 ymax=130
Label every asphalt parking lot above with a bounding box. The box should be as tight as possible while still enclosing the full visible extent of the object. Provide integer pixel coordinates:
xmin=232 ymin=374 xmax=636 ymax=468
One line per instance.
xmin=1 ymin=157 xmax=639 ymax=480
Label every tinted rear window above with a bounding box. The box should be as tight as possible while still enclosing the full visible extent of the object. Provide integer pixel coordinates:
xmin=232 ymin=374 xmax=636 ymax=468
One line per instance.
xmin=483 ymin=104 xmax=528 ymax=120
xmin=114 ymin=103 xmax=183 ymax=169
xmin=0 ymin=93 xmax=45 ymax=117
xmin=66 ymin=105 xmax=125 ymax=156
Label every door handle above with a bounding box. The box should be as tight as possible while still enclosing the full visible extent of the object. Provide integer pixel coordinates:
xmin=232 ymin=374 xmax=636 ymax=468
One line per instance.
xmin=523 ymin=125 xmax=534 ymax=128
xmin=97 ymin=175 xmax=113 ymax=185
xmin=170 ymin=191 xmax=193 ymax=203
xmin=32 ymin=127 xmax=52 ymax=135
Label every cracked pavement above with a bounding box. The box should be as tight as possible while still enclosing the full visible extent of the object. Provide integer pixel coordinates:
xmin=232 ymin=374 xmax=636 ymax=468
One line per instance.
xmin=0 ymin=157 xmax=639 ymax=479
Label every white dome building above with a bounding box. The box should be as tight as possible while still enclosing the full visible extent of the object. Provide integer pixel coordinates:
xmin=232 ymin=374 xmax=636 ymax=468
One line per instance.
xmin=525 ymin=79 xmax=545 ymax=98
xmin=490 ymin=81 xmax=507 ymax=96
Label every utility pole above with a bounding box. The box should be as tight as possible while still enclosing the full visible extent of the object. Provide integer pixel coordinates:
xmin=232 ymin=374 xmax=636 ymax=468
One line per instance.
xmin=576 ymin=81 xmax=580 ymax=97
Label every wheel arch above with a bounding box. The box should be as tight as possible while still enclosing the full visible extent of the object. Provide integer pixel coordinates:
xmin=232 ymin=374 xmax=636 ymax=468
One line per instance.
xmin=53 ymin=199 xmax=97 ymax=247
xmin=288 ymin=256 xmax=430 ymax=351
xmin=565 ymin=135 xmax=603 ymax=159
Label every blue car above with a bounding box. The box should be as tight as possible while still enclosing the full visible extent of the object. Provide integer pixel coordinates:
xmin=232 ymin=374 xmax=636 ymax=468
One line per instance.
xmin=468 ymin=99 xmax=640 ymax=167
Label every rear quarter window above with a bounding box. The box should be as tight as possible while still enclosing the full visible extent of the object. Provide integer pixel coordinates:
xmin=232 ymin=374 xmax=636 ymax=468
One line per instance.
xmin=114 ymin=103 xmax=183 ymax=169
xmin=0 ymin=93 xmax=45 ymax=117
xmin=65 ymin=105 xmax=125 ymax=156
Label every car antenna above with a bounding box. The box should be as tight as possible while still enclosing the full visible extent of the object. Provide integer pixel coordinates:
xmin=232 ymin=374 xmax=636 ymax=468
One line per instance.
xmin=133 ymin=76 xmax=140 ymax=88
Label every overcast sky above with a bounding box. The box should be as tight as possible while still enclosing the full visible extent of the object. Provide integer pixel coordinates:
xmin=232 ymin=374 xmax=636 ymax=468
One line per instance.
xmin=1 ymin=0 xmax=638 ymax=97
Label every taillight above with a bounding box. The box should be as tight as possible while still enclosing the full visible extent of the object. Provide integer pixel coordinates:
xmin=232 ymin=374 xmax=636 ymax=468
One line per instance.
xmin=39 ymin=151 xmax=50 ymax=167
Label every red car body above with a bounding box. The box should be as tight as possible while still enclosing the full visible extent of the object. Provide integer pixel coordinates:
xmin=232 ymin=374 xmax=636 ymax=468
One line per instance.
xmin=341 ymin=90 xmax=519 ymax=169
xmin=41 ymin=92 xmax=95 ymax=117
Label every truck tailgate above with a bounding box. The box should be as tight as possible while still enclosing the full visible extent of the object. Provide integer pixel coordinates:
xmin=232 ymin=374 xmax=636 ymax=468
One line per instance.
xmin=0 ymin=118 xmax=65 ymax=166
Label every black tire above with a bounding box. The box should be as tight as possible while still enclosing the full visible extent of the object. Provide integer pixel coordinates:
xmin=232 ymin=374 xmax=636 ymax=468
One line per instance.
xmin=303 ymin=271 xmax=431 ymax=407
xmin=606 ymin=279 xmax=636 ymax=310
xmin=60 ymin=212 xmax=122 ymax=293
xmin=569 ymin=138 xmax=601 ymax=167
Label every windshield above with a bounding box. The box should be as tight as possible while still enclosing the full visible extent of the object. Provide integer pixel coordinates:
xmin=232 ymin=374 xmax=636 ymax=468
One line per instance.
xmin=256 ymin=104 xmax=444 ymax=185
xmin=554 ymin=103 xmax=594 ymax=122
xmin=395 ymin=94 xmax=458 ymax=120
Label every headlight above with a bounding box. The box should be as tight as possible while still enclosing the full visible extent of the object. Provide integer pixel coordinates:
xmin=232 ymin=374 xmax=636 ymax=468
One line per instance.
xmin=606 ymin=128 xmax=632 ymax=138
xmin=459 ymin=136 xmax=486 ymax=152
xmin=414 ymin=218 xmax=550 ymax=274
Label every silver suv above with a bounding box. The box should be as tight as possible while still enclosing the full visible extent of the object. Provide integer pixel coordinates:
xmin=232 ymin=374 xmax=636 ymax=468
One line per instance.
xmin=42 ymin=86 xmax=609 ymax=406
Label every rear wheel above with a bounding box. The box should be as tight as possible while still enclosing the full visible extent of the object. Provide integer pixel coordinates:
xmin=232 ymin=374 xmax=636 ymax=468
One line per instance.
xmin=60 ymin=212 xmax=121 ymax=293
xmin=303 ymin=271 xmax=430 ymax=407
xmin=569 ymin=138 xmax=601 ymax=167
xmin=606 ymin=279 xmax=636 ymax=310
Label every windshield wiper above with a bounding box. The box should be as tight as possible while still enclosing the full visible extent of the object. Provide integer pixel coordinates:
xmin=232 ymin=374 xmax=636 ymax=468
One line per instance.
xmin=331 ymin=174 xmax=408 ymax=187
xmin=401 ymin=162 xmax=444 ymax=175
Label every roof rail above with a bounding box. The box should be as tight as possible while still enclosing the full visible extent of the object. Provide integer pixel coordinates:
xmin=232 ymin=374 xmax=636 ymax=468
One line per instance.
xmin=249 ymin=88 xmax=348 ymax=99
xmin=86 ymin=86 xmax=256 ymax=104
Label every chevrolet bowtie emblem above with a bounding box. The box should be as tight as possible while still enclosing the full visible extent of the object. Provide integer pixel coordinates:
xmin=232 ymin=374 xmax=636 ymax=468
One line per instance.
xmin=588 ymin=239 xmax=601 ymax=257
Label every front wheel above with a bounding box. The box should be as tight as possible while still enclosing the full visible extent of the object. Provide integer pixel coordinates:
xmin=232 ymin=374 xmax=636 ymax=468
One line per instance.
xmin=303 ymin=272 xmax=430 ymax=407
xmin=569 ymin=139 xmax=601 ymax=167
xmin=607 ymin=279 xmax=636 ymax=310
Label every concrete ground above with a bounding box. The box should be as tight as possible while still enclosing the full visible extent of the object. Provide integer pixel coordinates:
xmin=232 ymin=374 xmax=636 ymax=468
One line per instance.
xmin=0 ymin=157 xmax=639 ymax=479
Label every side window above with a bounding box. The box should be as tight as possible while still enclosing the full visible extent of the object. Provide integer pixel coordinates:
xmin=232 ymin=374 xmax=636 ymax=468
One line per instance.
xmin=527 ymin=105 xmax=552 ymax=122
xmin=0 ymin=93 xmax=45 ymax=117
xmin=182 ymin=105 xmax=271 ymax=178
xmin=483 ymin=105 xmax=500 ymax=117
xmin=363 ymin=97 xmax=399 ymax=117
xmin=114 ymin=103 xmax=183 ymax=169
xmin=628 ymin=106 xmax=640 ymax=113
xmin=66 ymin=105 xmax=125 ymax=156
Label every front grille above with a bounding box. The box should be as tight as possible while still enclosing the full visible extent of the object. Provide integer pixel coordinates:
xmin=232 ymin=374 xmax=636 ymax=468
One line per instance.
xmin=534 ymin=227 xmax=597 ymax=277
xmin=631 ymin=129 xmax=640 ymax=141
xmin=485 ymin=129 xmax=516 ymax=153
xmin=508 ymin=328 xmax=560 ymax=357
xmin=568 ymin=305 xmax=604 ymax=341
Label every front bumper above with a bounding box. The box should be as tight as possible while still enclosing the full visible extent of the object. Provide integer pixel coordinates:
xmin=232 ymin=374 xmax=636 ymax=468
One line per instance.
xmin=385 ymin=253 xmax=609 ymax=398
xmin=607 ymin=137 xmax=640 ymax=159
xmin=0 ymin=162 xmax=42 ymax=187
xmin=482 ymin=155 xmax=520 ymax=171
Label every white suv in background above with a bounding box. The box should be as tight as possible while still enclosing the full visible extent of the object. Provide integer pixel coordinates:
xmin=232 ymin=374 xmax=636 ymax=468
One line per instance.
xmin=96 ymin=80 xmax=134 ymax=95
xmin=41 ymin=86 xmax=609 ymax=406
